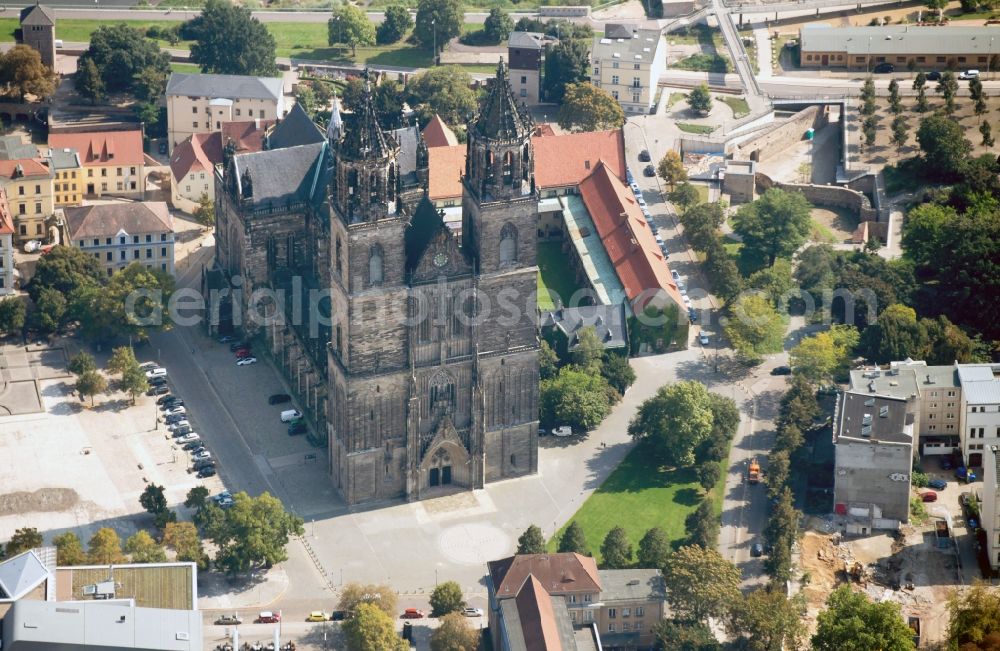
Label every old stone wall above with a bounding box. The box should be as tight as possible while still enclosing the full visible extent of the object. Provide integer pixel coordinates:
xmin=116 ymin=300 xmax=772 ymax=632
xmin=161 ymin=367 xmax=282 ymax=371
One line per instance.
xmin=756 ymin=173 xmax=878 ymax=223
xmin=731 ymin=106 xmax=828 ymax=163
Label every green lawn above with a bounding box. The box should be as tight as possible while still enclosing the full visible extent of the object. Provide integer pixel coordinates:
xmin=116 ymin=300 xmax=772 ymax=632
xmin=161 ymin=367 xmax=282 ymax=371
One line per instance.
xmin=547 ymin=444 xmax=724 ymax=564
xmin=720 ymin=96 xmax=750 ymax=118
xmin=666 ymin=92 xmax=687 ymax=109
xmin=537 ymin=240 xmax=579 ymax=310
xmin=810 ymin=219 xmax=837 ymax=244
xmin=169 ymin=62 xmax=201 ymax=73
xmin=676 ymin=123 xmax=715 ymax=135
xmin=694 ymin=183 xmax=710 ymax=204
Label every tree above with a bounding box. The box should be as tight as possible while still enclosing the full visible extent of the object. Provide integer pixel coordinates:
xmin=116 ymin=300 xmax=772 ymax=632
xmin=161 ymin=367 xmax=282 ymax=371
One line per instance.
xmin=517 ymin=525 xmax=546 ymax=555
xmin=203 ymin=491 xmax=304 ymax=575
xmin=812 ymin=585 xmax=916 ymax=651
xmin=430 ymin=580 xmax=466 ymax=616
xmin=890 ymin=114 xmax=909 ymax=151
xmin=184 ymin=486 xmax=210 ymax=511
xmin=629 ymin=528 xmax=668 ymax=571
xmin=557 ymin=83 xmax=625 ymax=132
xmin=558 ymin=521 xmax=589 ymax=555
xmin=77 ymin=25 xmax=169 ymax=95
xmin=724 ymin=294 xmax=785 ymax=364
xmin=658 ymin=150 xmax=688 ymax=191
xmin=901 ymin=202 xmax=956 ymax=268
xmin=343 ymin=603 xmax=409 ymax=651
xmin=747 ymin=259 xmax=794 ymax=308
xmin=888 ymin=79 xmax=902 ymax=114
xmin=74 ymin=56 xmax=105 ymax=104
xmin=193 ymin=192 xmax=215 ymax=227
xmin=764 ymin=487 xmax=800 ymax=583
xmin=328 ymin=5 xmax=375 ymax=56
xmin=948 ymin=583 xmax=1000 ymax=650
xmin=185 ymin=0 xmax=278 ymax=76
xmin=696 ymin=461 xmax=721 ymax=491
xmin=982 ymin=120 xmax=995 ymax=147
xmin=922 ymin=315 xmax=980 ymax=365
xmin=543 ymin=39 xmax=590 ymax=103
xmin=431 ymin=612 xmax=480 ymax=651
xmin=912 ymin=71 xmax=926 ymax=93
xmin=414 ymin=0 xmax=463 ymax=55
xmin=859 ymin=303 xmax=927 ymax=363
xmin=338 ymin=583 xmax=399 ymax=618
xmin=407 ymin=66 xmax=477 ymax=125
xmin=629 ymin=381 xmax=714 ymax=467
xmin=663 ymin=545 xmax=741 ymax=623
xmin=862 ymin=115 xmax=878 ymax=148
xmin=5 ymin=527 xmax=43 ymax=557
xmin=75 ymin=369 xmax=107 ymax=406
xmin=163 ymin=521 xmax=208 ymax=569
xmin=915 ymin=85 xmax=929 ymax=113
xmin=687 ymin=82 xmax=713 ymax=114
xmin=732 ymin=188 xmax=813 ymax=269
xmin=73 ymin=263 xmax=174 ymax=343
xmin=87 ymin=527 xmax=125 ymax=564
xmin=0 ymin=297 xmax=25 ymax=337
xmin=790 ymin=325 xmax=859 ymax=384
xmin=670 ymin=182 xmax=701 ymax=209
xmin=727 ymin=590 xmax=807 ymax=651
xmin=105 ymin=346 xmax=135 ymax=376
xmin=600 ymin=526 xmax=633 ymax=569
xmin=685 ymin=497 xmax=720 ymax=549
xmin=570 ymin=326 xmax=605 ymax=371
xmin=925 ymin=0 xmax=948 ymax=16
xmin=0 ymin=45 xmax=55 ymax=101
xmin=125 ymin=530 xmax=167 ymax=563
xmin=601 ymin=353 xmax=636 ymax=395
xmin=652 ymin=619 xmax=722 ymax=651
xmin=539 ymin=340 xmax=559 ymax=380
xmin=482 ymin=7 xmax=514 ymax=44
xmin=539 ymin=366 xmax=612 ymax=431
xmin=767 ymin=450 xmax=791 ymax=500
xmin=860 ymin=77 xmax=876 ymax=116
xmin=377 ymin=5 xmax=413 ymax=45
xmin=975 ymin=94 xmax=988 ymax=119
xmin=68 ymin=351 xmax=97 ymax=376
xmin=139 ymin=483 xmax=168 ymax=516
xmin=53 ymin=531 xmax=87 ymax=565
xmin=28 ymin=245 xmax=103 ymax=302
xmin=703 ymin=242 xmax=743 ymax=303
xmin=680 ymin=201 xmax=725 ymax=251
xmin=937 ymin=70 xmax=959 ymax=114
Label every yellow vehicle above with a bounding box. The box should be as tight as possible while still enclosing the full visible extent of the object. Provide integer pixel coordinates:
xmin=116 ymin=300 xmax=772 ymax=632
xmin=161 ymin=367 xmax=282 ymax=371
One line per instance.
xmin=748 ymin=459 xmax=761 ymax=484
xmin=306 ymin=611 xmax=329 ymax=622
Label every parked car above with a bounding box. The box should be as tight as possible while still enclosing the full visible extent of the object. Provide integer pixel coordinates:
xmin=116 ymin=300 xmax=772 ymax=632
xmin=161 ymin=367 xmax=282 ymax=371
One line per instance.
xmin=168 ymin=420 xmax=190 ymax=432
xmin=147 ymin=385 xmax=170 ymax=396
xmin=751 ymin=542 xmax=764 ymax=557
xmin=552 ymin=425 xmax=574 ymax=437
xmin=235 ymin=347 xmax=252 ymax=358
xmin=281 ymin=409 xmax=303 ymax=423
xmin=217 ymin=335 xmax=236 ymax=344
xmin=699 ymin=332 xmax=710 ymax=346
xmin=926 ymin=70 xmax=942 ymax=81
xmin=177 ymin=433 xmax=201 ymax=444
xmin=928 ymin=478 xmax=948 ymax=490
xmin=161 ymin=400 xmax=184 ymax=410
xmin=193 ymin=458 xmax=216 ymax=471
xmin=671 ymin=270 xmax=681 ymax=282
xmin=956 ymin=466 xmax=977 ymax=481
xmin=626 ymin=168 xmax=634 ymax=183
xmin=771 ymin=366 xmax=792 ymax=376
xmin=643 ymin=164 xmax=656 ymax=177
xmin=968 ymin=517 xmax=979 ymax=530
xmin=959 ymin=69 xmax=980 ymax=80
xmin=256 ymin=611 xmax=280 ymax=624
xmin=940 ymin=457 xmax=953 ymax=470
xmin=638 ymin=149 xmax=651 ymax=162
xmin=462 ymin=607 xmax=483 ymax=617
xmin=157 ymin=394 xmax=176 ymax=405
xmin=873 ymin=62 xmax=895 ymax=73
xmin=288 ymin=422 xmax=307 ymax=436
xmin=164 ymin=406 xmax=187 ymax=417
xmin=148 ymin=376 xmax=168 ymax=387
xmin=688 ymin=308 xmax=698 ymax=323
xmin=165 ymin=413 xmax=187 ymax=424
xmin=236 ymin=357 xmax=257 ymax=366
xmin=145 ymin=367 xmax=167 ymax=379
xmin=269 ymin=393 xmax=292 ymax=405
xmin=158 ymin=140 xmax=168 ymax=155
xmin=215 ymin=614 xmax=242 ymax=626
xmin=537 ymin=427 xmax=548 ymax=436
xmin=139 ymin=362 xmax=159 ymax=370
xmin=229 ymin=342 xmax=250 ymax=352
xmin=330 ymin=610 xmax=347 ymax=621
xmin=197 ymin=466 xmax=217 ymax=478
xmin=171 ymin=425 xmax=193 ymax=437
xmin=213 ymin=491 xmax=232 ymax=503
xmin=920 ymin=491 xmax=938 ymax=502
xmin=306 ymin=611 xmax=329 ymax=622
xmin=22 ymin=240 xmax=41 ymax=253
xmin=401 ymin=608 xmax=425 ymax=619
xmin=192 ymin=450 xmax=212 ymax=461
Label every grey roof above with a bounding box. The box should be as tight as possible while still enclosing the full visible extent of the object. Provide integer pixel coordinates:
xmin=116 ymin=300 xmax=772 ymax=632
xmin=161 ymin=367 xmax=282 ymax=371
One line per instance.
xmin=46 ymin=147 xmax=80 ymax=170
xmin=65 ymin=202 xmax=173 ymax=240
xmin=497 ymin=587 xmax=577 ymax=651
xmin=20 ymin=4 xmax=54 ymax=26
xmin=0 ymin=136 xmax=39 ymax=161
xmin=836 ymin=391 xmax=912 ymax=445
xmin=0 ymin=550 xmax=48 ymax=601
xmin=2 ymin=599 xmax=202 ymax=651
xmin=605 ymin=24 xmax=635 ymax=39
xmin=232 ymin=142 xmax=328 ymax=209
xmin=592 ymin=28 xmax=662 ymax=62
xmin=508 ymin=31 xmax=557 ymax=50
xmin=540 ymin=304 xmax=628 ymax=350
xmin=166 ymin=72 xmax=282 ymax=102
xmin=801 ymin=24 xmax=1000 ymax=56
xmin=597 ymin=568 xmax=666 ymax=602
xmin=390 ymin=125 xmax=420 ymax=177
xmin=957 ymin=364 xmax=1000 ymax=404
xmin=267 ymin=102 xmax=325 ymax=150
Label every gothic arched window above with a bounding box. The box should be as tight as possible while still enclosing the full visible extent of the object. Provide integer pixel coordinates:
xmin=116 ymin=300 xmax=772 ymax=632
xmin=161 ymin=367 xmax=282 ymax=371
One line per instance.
xmin=387 ymin=163 xmax=396 ymax=201
xmin=335 ymin=236 xmax=343 ymax=277
xmin=499 ymin=223 xmax=517 ymax=265
xmin=368 ymin=244 xmax=384 ymax=286
xmin=521 ymin=143 xmax=531 ymax=182
xmin=502 ymin=151 xmax=514 ymax=185
xmin=369 ymin=171 xmax=380 ymax=205
xmin=429 ymin=371 xmax=456 ymax=413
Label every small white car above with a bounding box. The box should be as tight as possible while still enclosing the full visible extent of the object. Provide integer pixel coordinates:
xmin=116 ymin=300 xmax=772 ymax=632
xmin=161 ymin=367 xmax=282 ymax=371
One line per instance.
xmin=22 ymin=240 xmax=41 ymax=253
xmin=139 ymin=362 xmax=159 ymax=370
xmin=168 ymin=420 xmax=191 ymax=432
xmin=552 ymin=425 xmax=574 ymax=437
xmin=959 ymin=69 xmax=980 ymax=80
xmin=192 ymin=450 xmax=212 ymax=461
xmin=213 ymin=491 xmax=232 ymax=503
xmin=164 ymin=406 xmax=186 ymax=416
xmin=699 ymin=332 xmax=710 ymax=346
xmin=236 ymin=357 xmax=257 ymax=366
xmin=145 ymin=367 xmax=167 ymax=379
xmin=462 ymin=607 xmax=484 ymax=617
xmin=177 ymin=433 xmax=201 ymax=444
xmin=671 ymin=269 xmax=681 ymax=282
xmin=280 ymin=409 xmax=302 ymax=423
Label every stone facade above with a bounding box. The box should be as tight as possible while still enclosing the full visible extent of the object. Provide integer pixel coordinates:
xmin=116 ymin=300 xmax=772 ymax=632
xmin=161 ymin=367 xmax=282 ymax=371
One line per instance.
xmin=214 ymin=66 xmax=539 ymax=505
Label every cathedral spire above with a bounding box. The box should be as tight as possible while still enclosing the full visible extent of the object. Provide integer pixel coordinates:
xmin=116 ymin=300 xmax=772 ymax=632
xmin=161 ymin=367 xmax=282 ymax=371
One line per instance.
xmin=340 ymin=69 xmax=392 ymax=161
xmin=327 ymin=91 xmax=342 ymax=143
xmin=470 ymin=57 xmax=532 ymax=141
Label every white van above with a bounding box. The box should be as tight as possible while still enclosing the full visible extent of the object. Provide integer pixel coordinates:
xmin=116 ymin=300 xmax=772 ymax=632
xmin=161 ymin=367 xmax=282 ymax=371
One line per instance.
xmin=54 ymin=39 xmax=64 ymax=49
xmin=959 ymin=70 xmax=980 ymax=80
xmin=280 ymin=409 xmax=302 ymax=422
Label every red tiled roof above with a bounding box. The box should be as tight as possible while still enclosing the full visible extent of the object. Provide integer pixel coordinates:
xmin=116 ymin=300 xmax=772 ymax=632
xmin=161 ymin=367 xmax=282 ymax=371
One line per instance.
xmin=0 ymin=158 xmax=51 ymax=180
xmin=515 ymin=575 xmax=564 ymax=651
xmin=533 ymin=123 xmax=557 ymax=137
xmin=0 ymin=187 xmax=14 ymax=235
xmin=428 ymin=144 xmax=466 ymax=201
xmin=170 ymin=120 xmax=272 ymax=181
xmin=48 ymin=131 xmax=145 ymax=167
xmin=488 ymin=553 xmax=601 ymax=599
xmin=579 ymin=161 xmax=684 ymax=312
xmin=422 ymin=114 xmax=459 ymax=148
xmin=533 ymin=129 xmax=626 ymax=190
xmin=221 ymin=119 xmax=273 ymax=153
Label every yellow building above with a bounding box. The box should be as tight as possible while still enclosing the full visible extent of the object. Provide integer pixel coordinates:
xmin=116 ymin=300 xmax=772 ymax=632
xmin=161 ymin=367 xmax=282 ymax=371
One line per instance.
xmin=0 ymin=158 xmax=54 ymax=242
xmin=48 ymin=131 xmax=145 ymax=200
xmin=47 ymin=148 xmax=83 ymax=207
xmin=589 ymin=25 xmax=667 ymax=114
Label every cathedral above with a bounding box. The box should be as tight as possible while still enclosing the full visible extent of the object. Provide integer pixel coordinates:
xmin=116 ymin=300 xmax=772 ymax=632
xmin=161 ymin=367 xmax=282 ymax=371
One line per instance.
xmin=211 ymin=63 xmax=541 ymax=504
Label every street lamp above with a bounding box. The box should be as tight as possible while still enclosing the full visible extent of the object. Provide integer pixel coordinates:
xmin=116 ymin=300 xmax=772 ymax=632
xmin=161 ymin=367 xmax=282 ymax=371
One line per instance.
xmin=432 ymin=18 xmax=436 ymax=65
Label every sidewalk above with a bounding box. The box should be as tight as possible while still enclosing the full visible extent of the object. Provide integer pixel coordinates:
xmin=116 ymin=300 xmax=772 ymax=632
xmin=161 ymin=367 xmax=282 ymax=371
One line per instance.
xmin=198 ymin=565 xmax=290 ymax=612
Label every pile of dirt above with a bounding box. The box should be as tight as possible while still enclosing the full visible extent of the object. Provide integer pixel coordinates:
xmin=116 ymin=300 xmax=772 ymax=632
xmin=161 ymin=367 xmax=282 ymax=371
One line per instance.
xmin=0 ymin=488 xmax=78 ymax=515
xmin=800 ymin=531 xmax=848 ymax=609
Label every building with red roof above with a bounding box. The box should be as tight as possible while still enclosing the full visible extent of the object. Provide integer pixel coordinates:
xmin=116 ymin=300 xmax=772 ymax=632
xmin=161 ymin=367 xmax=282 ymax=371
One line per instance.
xmin=421 ymin=114 xmax=459 ymax=148
xmin=48 ymin=131 xmax=145 ymax=199
xmin=0 ymin=157 xmax=54 ymax=242
xmin=0 ymin=187 xmax=15 ymax=294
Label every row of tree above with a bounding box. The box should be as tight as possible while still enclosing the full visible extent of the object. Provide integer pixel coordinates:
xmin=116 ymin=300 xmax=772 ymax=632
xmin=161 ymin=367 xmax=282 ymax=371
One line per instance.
xmin=67 ymin=347 xmax=150 ymax=406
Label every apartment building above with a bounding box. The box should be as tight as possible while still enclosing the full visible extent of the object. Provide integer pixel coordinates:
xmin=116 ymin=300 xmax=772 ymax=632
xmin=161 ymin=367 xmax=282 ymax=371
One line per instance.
xmin=165 ymin=73 xmax=284 ymax=153
xmin=508 ymin=31 xmax=558 ymax=105
xmin=65 ymin=202 xmax=175 ymax=277
xmin=47 ymin=131 xmax=145 ymax=199
xmin=0 ymin=187 xmax=16 ymax=294
xmin=800 ymin=24 xmax=1000 ymax=71
xmin=0 ymin=158 xmax=54 ymax=242
xmin=47 ymin=147 xmax=83 ymax=207
xmin=957 ymin=364 xmax=1000 ymax=468
xmin=590 ymin=24 xmax=666 ymax=114
xmin=983 ymin=445 xmax=1000 ymax=572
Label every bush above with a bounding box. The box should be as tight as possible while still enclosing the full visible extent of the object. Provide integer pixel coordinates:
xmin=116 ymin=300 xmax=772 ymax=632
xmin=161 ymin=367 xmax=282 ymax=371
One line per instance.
xmin=911 ymin=471 xmax=928 ymax=488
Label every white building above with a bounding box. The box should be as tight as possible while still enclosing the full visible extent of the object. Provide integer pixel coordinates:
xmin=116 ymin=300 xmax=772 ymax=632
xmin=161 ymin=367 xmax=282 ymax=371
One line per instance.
xmin=957 ymin=364 xmax=1000 ymax=468
xmin=589 ymin=24 xmax=666 ymax=114
xmin=0 ymin=187 xmax=16 ymax=294
xmin=66 ymin=202 xmax=175 ymax=277
xmin=983 ymin=445 xmax=1000 ymax=571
